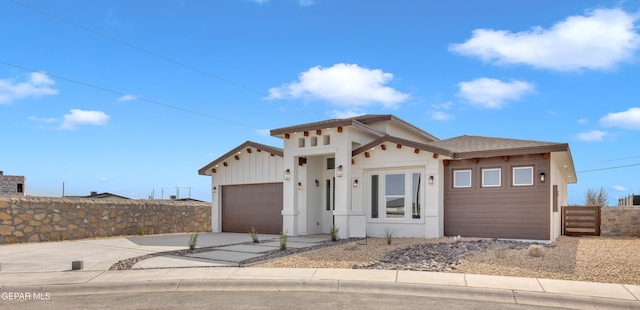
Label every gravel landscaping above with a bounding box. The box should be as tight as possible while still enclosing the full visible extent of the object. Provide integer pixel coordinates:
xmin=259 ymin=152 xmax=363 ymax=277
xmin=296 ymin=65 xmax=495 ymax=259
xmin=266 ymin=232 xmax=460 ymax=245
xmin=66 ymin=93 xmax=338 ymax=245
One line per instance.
xmin=252 ymin=236 xmax=640 ymax=286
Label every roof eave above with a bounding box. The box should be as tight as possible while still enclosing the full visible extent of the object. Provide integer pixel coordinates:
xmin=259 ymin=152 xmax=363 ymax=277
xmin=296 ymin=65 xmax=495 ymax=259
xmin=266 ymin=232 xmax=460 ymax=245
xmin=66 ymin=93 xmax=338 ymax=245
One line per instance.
xmin=198 ymin=141 xmax=283 ymax=176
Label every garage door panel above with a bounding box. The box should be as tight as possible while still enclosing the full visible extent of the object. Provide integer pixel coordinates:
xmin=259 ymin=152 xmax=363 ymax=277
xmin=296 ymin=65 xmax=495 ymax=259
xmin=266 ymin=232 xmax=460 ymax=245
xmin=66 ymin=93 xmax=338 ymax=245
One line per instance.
xmin=222 ymin=183 xmax=283 ymax=234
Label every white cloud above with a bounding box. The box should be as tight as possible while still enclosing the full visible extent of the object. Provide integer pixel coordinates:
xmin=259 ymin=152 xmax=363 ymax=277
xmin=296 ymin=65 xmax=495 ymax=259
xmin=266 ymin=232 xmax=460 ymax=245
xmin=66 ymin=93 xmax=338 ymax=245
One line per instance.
xmin=431 ymin=111 xmax=454 ymax=121
xmin=0 ymin=72 xmax=58 ymax=104
xmin=431 ymin=101 xmax=453 ymax=110
xmin=27 ymin=116 xmax=57 ymax=123
xmin=600 ymin=107 xmax=640 ymax=130
xmin=117 ymin=94 xmax=137 ymax=101
xmin=255 ymin=129 xmax=271 ymax=137
xmin=329 ymin=109 xmax=363 ymax=119
xmin=450 ymin=8 xmax=640 ymax=71
xmin=575 ymin=130 xmax=607 ymax=142
xmin=577 ymin=118 xmax=588 ymax=124
xmin=266 ymin=63 xmax=410 ymax=109
xmin=299 ymin=0 xmax=314 ymax=6
xmin=59 ymin=109 xmax=110 ymax=130
xmin=456 ymin=78 xmax=534 ymax=109
xmin=612 ymin=185 xmax=628 ymax=192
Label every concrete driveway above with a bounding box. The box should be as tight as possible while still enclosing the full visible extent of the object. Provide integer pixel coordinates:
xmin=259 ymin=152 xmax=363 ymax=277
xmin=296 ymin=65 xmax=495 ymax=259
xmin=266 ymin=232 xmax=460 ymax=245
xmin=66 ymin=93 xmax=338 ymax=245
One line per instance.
xmin=0 ymin=232 xmax=327 ymax=272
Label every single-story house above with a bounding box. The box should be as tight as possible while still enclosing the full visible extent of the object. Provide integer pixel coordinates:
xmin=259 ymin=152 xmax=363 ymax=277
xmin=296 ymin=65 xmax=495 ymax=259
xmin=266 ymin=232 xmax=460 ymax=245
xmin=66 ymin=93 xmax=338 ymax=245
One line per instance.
xmin=198 ymin=115 xmax=577 ymax=241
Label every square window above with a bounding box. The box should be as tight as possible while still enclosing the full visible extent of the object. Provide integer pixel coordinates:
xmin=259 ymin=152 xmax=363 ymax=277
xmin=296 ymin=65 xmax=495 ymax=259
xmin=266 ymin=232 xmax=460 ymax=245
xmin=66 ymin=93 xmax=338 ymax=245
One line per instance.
xmin=323 ymin=135 xmax=330 ymax=145
xmin=513 ymin=167 xmax=534 ymax=186
xmin=298 ymin=138 xmax=305 ymax=148
xmin=326 ymin=158 xmax=335 ymax=170
xmin=453 ymin=170 xmax=472 ymax=188
xmin=310 ymin=136 xmax=318 ymax=147
xmin=482 ymin=168 xmax=501 ymax=187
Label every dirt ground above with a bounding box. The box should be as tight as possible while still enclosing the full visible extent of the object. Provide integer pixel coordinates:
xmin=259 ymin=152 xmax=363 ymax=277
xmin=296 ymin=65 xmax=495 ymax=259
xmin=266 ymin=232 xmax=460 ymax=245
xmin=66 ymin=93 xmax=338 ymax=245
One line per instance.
xmin=254 ymin=236 xmax=640 ymax=285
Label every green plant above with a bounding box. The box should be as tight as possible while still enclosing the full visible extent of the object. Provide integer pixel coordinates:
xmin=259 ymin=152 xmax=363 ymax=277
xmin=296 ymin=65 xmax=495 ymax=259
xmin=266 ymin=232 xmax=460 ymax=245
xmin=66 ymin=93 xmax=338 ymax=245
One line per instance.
xmin=249 ymin=226 xmax=259 ymax=243
xmin=279 ymin=230 xmax=288 ymax=251
xmin=188 ymin=233 xmax=199 ymax=251
xmin=137 ymin=224 xmax=145 ymax=236
xmin=329 ymin=225 xmax=339 ymax=242
xmin=383 ymin=227 xmax=396 ymax=245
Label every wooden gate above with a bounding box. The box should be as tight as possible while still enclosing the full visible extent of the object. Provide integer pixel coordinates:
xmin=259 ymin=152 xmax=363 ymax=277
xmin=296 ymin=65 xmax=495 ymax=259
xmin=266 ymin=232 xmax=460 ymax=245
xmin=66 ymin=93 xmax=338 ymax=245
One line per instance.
xmin=562 ymin=206 xmax=601 ymax=236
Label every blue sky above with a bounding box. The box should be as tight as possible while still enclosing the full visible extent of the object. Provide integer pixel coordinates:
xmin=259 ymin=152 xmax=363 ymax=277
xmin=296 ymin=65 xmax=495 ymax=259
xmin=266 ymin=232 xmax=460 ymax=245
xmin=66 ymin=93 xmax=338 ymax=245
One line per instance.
xmin=1 ymin=0 xmax=640 ymax=204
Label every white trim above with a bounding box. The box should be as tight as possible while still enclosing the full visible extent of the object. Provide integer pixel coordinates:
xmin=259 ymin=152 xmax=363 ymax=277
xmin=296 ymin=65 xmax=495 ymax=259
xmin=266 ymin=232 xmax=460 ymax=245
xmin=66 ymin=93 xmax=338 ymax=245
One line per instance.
xmin=365 ymin=168 xmax=425 ymax=223
xmin=481 ymin=168 xmax=501 ymax=187
xmin=453 ymin=169 xmax=472 ymax=188
xmin=513 ymin=166 xmax=534 ymax=186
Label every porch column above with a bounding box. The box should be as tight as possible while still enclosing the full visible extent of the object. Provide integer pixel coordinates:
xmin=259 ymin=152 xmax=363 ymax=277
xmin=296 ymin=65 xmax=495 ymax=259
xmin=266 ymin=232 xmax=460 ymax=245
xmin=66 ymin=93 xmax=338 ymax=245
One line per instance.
xmin=332 ymin=155 xmax=350 ymax=239
xmin=282 ymin=153 xmax=299 ymax=236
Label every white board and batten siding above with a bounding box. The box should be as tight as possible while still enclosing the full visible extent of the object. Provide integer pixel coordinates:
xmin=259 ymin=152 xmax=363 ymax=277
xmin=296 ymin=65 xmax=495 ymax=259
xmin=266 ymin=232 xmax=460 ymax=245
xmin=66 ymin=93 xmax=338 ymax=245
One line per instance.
xmin=213 ymin=149 xmax=284 ymax=186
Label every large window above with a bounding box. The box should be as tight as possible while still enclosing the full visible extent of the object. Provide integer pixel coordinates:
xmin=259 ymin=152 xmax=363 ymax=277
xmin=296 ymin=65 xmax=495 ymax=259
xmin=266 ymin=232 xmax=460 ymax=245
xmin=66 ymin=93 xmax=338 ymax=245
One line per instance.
xmin=482 ymin=168 xmax=501 ymax=187
xmin=453 ymin=170 xmax=472 ymax=188
xmin=513 ymin=166 xmax=534 ymax=186
xmin=370 ymin=170 xmax=423 ymax=220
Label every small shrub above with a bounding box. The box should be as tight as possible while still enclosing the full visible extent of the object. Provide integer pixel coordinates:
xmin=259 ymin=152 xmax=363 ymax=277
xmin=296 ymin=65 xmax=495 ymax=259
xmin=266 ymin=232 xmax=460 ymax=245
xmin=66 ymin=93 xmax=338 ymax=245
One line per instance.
xmin=137 ymin=224 xmax=145 ymax=236
xmin=188 ymin=233 xmax=199 ymax=251
xmin=329 ymin=225 xmax=339 ymax=242
xmin=279 ymin=230 xmax=288 ymax=251
xmin=528 ymin=244 xmax=545 ymax=257
xmin=249 ymin=226 xmax=259 ymax=243
xmin=383 ymin=227 xmax=396 ymax=245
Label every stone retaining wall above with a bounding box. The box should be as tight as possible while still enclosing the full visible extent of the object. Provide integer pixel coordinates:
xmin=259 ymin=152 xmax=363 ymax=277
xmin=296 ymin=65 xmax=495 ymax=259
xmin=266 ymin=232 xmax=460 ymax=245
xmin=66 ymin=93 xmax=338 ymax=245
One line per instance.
xmin=0 ymin=196 xmax=211 ymax=244
xmin=601 ymin=206 xmax=640 ymax=237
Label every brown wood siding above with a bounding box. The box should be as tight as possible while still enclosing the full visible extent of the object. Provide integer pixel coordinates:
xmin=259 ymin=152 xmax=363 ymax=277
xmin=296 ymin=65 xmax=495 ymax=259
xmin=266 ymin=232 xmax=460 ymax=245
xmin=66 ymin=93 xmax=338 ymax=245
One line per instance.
xmin=221 ymin=183 xmax=283 ymax=234
xmin=444 ymin=155 xmax=551 ymax=240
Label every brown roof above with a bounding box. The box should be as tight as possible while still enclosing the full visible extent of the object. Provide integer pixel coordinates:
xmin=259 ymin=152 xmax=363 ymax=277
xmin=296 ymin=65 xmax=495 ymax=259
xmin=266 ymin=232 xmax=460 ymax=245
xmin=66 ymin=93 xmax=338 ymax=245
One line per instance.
xmin=270 ymin=114 xmax=438 ymax=142
xmin=353 ymin=135 xmax=455 ymax=157
xmin=197 ymin=141 xmax=283 ymax=175
xmin=428 ymin=135 xmax=570 ymax=159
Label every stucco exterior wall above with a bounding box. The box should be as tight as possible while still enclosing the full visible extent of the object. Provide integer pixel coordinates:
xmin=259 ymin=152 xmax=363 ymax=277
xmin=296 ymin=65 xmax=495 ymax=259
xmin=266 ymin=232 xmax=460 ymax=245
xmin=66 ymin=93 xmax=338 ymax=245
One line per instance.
xmin=0 ymin=196 xmax=211 ymax=244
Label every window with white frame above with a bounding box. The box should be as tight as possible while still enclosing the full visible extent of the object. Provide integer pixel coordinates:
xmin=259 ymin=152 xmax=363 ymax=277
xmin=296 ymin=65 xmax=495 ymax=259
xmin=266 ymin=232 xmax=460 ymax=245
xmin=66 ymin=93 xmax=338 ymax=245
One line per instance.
xmin=482 ymin=168 xmax=501 ymax=187
xmin=369 ymin=170 xmax=423 ymax=220
xmin=453 ymin=169 xmax=472 ymax=188
xmin=513 ymin=166 xmax=534 ymax=186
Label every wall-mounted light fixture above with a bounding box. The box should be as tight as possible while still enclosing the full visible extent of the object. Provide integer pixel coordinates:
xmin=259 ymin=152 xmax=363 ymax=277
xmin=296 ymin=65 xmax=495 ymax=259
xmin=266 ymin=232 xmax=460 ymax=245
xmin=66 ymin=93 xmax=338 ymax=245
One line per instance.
xmin=336 ymin=165 xmax=343 ymax=177
xmin=353 ymin=179 xmax=359 ymax=188
xmin=315 ymin=179 xmax=320 ymax=187
xmin=284 ymin=169 xmax=291 ymax=180
xmin=298 ymin=182 xmax=303 ymax=190
xmin=428 ymin=176 xmax=434 ymax=185
xmin=540 ymin=172 xmax=546 ymax=183
xmin=212 ymin=186 xmax=217 ymax=194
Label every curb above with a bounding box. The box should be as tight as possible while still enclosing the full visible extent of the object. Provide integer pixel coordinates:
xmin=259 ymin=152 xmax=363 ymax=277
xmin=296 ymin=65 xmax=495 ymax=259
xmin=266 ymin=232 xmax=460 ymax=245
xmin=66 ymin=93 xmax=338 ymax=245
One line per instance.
xmin=3 ymin=278 xmax=639 ymax=309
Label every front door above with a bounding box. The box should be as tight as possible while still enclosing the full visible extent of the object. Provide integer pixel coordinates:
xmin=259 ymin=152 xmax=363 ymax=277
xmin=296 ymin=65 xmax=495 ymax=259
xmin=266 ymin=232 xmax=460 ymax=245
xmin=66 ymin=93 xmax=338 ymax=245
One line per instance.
xmin=322 ymin=177 xmax=335 ymax=233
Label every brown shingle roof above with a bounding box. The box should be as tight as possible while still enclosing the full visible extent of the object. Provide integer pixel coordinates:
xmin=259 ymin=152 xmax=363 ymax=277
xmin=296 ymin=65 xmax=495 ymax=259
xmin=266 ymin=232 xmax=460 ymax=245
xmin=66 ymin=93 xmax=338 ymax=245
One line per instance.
xmin=428 ymin=135 xmax=569 ymax=159
xmin=270 ymin=114 xmax=438 ymax=142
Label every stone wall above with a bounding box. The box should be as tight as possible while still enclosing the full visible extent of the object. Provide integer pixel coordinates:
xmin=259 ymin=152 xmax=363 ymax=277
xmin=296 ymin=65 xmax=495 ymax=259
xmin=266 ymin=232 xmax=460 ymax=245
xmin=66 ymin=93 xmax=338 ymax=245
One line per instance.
xmin=0 ymin=196 xmax=211 ymax=244
xmin=601 ymin=206 xmax=640 ymax=237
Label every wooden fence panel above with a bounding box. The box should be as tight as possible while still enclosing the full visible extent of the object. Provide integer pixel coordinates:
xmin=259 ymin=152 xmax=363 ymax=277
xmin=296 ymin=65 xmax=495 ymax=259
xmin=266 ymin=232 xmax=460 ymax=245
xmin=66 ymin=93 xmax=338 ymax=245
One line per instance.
xmin=562 ymin=206 xmax=601 ymax=236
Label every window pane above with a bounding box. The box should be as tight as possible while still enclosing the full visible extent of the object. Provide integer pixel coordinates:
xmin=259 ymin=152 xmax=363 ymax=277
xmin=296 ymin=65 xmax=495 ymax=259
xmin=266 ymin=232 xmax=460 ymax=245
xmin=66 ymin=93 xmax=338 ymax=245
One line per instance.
xmin=325 ymin=180 xmax=331 ymax=211
xmin=386 ymin=197 xmax=404 ymax=218
xmin=385 ymin=174 xmax=404 ymax=195
xmin=513 ymin=167 xmax=533 ymax=186
xmin=371 ymin=175 xmax=378 ymax=218
xmin=412 ymin=173 xmax=421 ymax=219
xmin=454 ymin=170 xmax=471 ymax=188
xmin=482 ymin=169 xmax=501 ymax=187
xmin=326 ymin=158 xmax=335 ymax=170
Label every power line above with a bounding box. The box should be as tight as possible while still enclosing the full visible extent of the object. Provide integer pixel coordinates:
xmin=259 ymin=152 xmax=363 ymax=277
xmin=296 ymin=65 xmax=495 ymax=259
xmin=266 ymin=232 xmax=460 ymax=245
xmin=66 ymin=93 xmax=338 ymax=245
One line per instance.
xmin=9 ymin=0 xmax=268 ymax=97
xmin=577 ymin=163 xmax=640 ymax=173
xmin=0 ymin=60 xmax=260 ymax=130
xmin=597 ymin=156 xmax=640 ymax=163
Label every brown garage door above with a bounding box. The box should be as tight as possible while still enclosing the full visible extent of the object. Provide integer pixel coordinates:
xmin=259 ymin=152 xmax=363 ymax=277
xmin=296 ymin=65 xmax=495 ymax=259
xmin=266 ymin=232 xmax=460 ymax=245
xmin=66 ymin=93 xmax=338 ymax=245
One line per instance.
xmin=221 ymin=183 xmax=283 ymax=234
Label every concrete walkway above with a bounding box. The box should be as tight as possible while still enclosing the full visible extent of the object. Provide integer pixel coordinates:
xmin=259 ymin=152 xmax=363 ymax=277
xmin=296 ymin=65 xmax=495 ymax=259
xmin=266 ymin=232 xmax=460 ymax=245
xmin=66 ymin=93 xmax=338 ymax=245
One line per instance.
xmin=1 ymin=233 xmax=639 ymax=309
